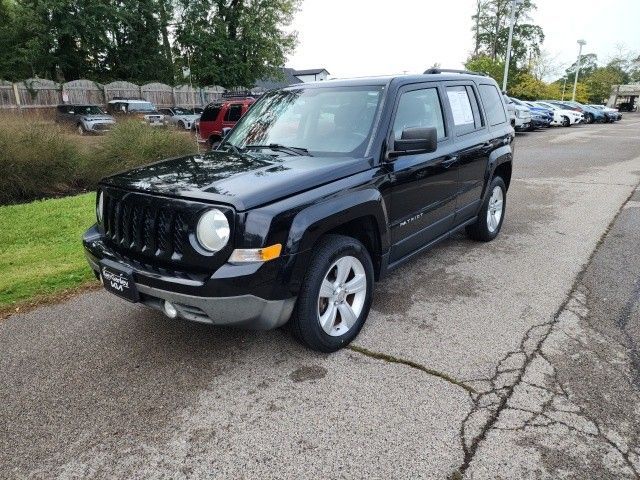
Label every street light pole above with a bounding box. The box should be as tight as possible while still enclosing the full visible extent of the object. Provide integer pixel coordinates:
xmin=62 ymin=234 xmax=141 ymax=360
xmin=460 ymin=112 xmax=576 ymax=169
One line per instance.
xmin=502 ymin=0 xmax=522 ymax=92
xmin=572 ymin=39 xmax=586 ymax=101
xmin=561 ymin=77 xmax=567 ymax=101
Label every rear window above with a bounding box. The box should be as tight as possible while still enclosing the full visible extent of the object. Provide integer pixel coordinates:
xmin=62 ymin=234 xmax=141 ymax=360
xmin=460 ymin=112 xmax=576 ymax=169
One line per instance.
xmin=479 ymin=85 xmax=507 ymax=126
xmin=201 ymin=105 xmax=221 ymax=122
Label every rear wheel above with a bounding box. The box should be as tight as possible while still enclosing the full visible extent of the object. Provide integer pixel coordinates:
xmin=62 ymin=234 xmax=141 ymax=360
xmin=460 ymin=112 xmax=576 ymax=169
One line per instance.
xmin=466 ymin=176 xmax=506 ymax=242
xmin=585 ymin=112 xmax=594 ymax=124
xmin=289 ymin=235 xmax=374 ymax=352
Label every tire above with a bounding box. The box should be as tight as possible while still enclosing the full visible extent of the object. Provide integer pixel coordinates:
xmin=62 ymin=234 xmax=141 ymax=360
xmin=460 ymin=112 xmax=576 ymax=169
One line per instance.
xmin=209 ymin=136 xmax=221 ymax=150
xmin=178 ymin=120 xmax=186 ymax=130
xmin=585 ymin=113 xmax=593 ymax=124
xmin=562 ymin=116 xmax=570 ymax=127
xmin=77 ymin=124 xmax=85 ymax=135
xmin=466 ymin=176 xmax=506 ymax=242
xmin=289 ymin=234 xmax=374 ymax=352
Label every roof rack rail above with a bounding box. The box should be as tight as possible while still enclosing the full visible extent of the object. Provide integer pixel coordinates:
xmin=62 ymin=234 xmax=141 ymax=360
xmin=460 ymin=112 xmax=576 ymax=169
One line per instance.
xmin=110 ymin=96 xmax=146 ymax=101
xmin=222 ymin=91 xmax=255 ymax=99
xmin=423 ymin=68 xmax=487 ymax=76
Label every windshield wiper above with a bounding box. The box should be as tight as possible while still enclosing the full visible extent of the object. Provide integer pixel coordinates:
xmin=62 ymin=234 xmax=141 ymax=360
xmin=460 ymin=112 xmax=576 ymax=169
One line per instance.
xmin=244 ymin=144 xmax=312 ymax=156
xmin=219 ymin=142 xmax=244 ymax=154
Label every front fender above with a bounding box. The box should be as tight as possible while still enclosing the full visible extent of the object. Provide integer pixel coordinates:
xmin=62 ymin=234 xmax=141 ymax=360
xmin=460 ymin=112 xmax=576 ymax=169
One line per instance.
xmin=286 ymin=188 xmax=391 ymax=256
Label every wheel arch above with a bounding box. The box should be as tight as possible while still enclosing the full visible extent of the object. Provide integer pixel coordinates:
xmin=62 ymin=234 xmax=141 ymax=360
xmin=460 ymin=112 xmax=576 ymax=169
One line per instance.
xmin=286 ymin=189 xmax=390 ymax=280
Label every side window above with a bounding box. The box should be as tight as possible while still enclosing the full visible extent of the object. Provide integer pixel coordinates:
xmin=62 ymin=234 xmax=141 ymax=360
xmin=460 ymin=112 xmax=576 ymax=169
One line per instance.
xmin=225 ymin=104 xmax=243 ymax=122
xmin=200 ymin=105 xmax=221 ymax=122
xmin=445 ymin=86 xmax=481 ymax=135
xmin=392 ymin=88 xmax=446 ymax=141
xmin=479 ymin=85 xmax=508 ymax=126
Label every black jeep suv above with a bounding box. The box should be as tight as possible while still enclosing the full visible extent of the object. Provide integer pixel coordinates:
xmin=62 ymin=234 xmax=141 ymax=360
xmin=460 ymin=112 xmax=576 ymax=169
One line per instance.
xmin=83 ymin=69 xmax=514 ymax=352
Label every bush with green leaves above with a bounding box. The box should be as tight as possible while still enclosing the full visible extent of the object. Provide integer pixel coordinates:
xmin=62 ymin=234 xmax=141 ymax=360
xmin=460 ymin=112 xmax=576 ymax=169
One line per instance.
xmin=0 ymin=115 xmax=83 ymax=204
xmin=0 ymin=116 xmax=199 ymax=205
xmin=81 ymin=120 xmax=198 ymax=185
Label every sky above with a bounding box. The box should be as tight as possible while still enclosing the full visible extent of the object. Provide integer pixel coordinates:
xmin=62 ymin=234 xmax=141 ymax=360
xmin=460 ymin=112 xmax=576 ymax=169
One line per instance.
xmin=286 ymin=0 xmax=640 ymax=80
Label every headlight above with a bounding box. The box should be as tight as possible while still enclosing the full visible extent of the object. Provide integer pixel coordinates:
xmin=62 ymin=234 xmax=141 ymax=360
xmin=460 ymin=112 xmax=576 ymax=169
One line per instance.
xmin=196 ymin=209 xmax=230 ymax=252
xmin=96 ymin=191 xmax=104 ymax=223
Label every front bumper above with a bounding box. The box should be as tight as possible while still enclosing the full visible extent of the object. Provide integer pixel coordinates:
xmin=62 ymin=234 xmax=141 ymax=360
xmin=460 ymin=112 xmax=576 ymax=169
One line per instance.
xmin=85 ymin=122 xmax=115 ymax=134
xmin=83 ymin=226 xmax=296 ymax=329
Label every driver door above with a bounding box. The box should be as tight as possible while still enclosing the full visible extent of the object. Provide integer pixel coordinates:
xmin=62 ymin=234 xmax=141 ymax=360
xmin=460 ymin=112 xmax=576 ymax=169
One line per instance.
xmin=386 ymin=83 xmax=460 ymax=263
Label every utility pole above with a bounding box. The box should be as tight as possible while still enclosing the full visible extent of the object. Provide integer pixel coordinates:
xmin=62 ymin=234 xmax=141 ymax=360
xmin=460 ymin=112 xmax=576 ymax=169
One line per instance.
xmin=502 ymin=0 xmax=522 ymax=92
xmin=572 ymin=39 xmax=587 ymax=101
xmin=561 ymin=77 xmax=567 ymax=101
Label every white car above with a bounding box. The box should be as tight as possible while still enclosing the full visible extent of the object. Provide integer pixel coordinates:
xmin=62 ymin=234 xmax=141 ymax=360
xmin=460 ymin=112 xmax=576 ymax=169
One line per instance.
xmin=158 ymin=107 xmax=201 ymax=130
xmin=533 ymin=101 xmax=583 ymax=127
xmin=503 ymin=95 xmax=531 ymax=131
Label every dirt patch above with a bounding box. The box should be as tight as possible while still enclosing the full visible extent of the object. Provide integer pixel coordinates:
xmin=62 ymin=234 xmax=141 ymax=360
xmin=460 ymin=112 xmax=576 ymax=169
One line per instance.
xmin=289 ymin=365 xmax=328 ymax=382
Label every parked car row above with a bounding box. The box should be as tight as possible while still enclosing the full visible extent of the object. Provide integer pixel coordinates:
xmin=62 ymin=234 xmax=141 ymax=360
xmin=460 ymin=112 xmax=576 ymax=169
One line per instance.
xmin=54 ymin=98 xmax=205 ymax=135
xmin=503 ymin=95 xmax=624 ymax=132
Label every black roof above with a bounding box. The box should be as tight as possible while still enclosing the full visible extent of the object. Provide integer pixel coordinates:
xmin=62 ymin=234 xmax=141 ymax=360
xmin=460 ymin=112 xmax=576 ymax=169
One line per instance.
xmin=253 ymin=68 xmax=302 ymax=90
xmin=293 ymin=68 xmax=329 ymax=76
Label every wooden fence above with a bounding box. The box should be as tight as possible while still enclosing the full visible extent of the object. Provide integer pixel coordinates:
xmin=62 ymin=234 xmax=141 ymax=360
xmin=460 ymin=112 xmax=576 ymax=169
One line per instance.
xmin=0 ymin=78 xmax=231 ymax=110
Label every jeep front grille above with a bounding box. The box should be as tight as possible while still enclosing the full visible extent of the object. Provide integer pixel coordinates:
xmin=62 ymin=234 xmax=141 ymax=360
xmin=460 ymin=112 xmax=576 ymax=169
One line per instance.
xmin=103 ymin=192 xmax=188 ymax=258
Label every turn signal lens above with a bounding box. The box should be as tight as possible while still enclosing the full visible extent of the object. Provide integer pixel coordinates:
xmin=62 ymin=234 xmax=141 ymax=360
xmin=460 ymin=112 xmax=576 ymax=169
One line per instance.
xmin=229 ymin=244 xmax=282 ymax=263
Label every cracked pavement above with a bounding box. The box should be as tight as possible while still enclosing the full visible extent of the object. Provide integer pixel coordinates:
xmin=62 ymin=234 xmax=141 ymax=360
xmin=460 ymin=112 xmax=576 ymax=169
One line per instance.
xmin=2 ymin=115 xmax=640 ymax=479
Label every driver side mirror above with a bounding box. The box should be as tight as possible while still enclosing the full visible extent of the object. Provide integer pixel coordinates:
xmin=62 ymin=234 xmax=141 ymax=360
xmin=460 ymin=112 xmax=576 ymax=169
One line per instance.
xmin=222 ymin=127 xmax=232 ymax=138
xmin=388 ymin=127 xmax=438 ymax=159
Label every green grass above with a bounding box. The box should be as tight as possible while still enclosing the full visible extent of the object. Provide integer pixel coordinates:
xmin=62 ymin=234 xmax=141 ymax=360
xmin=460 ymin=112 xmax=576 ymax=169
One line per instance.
xmin=0 ymin=193 xmax=96 ymax=310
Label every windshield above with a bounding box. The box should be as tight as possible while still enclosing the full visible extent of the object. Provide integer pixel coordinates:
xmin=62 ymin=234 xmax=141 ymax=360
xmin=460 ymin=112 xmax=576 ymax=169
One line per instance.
xmin=224 ymin=85 xmax=385 ymax=156
xmin=128 ymin=102 xmax=156 ymax=112
xmin=74 ymin=105 xmax=104 ymax=115
xmin=173 ymin=107 xmax=192 ymax=115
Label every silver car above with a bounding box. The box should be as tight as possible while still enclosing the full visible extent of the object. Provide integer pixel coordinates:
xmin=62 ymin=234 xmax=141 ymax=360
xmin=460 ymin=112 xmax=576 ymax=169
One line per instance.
xmin=55 ymin=104 xmax=116 ymax=135
xmin=158 ymin=107 xmax=201 ymax=130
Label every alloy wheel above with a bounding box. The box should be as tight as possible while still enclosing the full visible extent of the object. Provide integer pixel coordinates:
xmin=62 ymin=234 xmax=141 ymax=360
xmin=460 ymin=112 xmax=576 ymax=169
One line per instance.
xmin=487 ymin=186 xmax=504 ymax=233
xmin=317 ymin=256 xmax=367 ymax=337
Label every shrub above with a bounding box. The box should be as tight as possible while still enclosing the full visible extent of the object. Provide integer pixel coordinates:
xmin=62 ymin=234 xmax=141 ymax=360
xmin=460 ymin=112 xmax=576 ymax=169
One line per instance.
xmin=0 ymin=114 xmax=83 ymax=204
xmin=81 ymin=120 xmax=198 ymax=185
xmin=0 ymin=114 xmax=199 ymax=204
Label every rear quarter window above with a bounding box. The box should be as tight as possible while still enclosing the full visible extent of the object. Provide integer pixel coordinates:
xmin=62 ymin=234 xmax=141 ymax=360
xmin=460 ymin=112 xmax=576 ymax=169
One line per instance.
xmin=479 ymin=84 xmax=508 ymax=126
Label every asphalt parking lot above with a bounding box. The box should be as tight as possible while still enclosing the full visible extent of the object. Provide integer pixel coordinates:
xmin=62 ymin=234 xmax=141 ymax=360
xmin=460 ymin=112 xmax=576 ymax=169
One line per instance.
xmin=2 ymin=115 xmax=640 ymax=479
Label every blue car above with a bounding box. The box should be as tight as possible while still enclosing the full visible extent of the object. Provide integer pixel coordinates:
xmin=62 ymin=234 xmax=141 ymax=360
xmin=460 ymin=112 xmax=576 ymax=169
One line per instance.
xmin=510 ymin=97 xmax=552 ymax=130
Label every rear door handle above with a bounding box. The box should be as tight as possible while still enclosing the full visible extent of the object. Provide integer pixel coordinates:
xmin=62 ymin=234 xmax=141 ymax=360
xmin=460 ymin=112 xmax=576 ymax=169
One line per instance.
xmin=442 ymin=156 xmax=458 ymax=168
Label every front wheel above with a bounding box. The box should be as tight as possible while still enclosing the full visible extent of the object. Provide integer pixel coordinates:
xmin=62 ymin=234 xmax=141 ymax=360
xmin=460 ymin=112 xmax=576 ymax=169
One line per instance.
xmin=466 ymin=176 xmax=506 ymax=242
xmin=562 ymin=116 xmax=570 ymax=127
xmin=289 ymin=235 xmax=374 ymax=352
xmin=77 ymin=124 xmax=86 ymax=135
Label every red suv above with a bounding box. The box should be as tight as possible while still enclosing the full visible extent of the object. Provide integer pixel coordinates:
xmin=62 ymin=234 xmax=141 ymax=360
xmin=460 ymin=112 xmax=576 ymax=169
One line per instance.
xmin=198 ymin=97 xmax=255 ymax=147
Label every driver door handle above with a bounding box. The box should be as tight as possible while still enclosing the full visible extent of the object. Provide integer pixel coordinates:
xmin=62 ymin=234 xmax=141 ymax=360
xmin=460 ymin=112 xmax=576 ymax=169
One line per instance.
xmin=442 ymin=155 xmax=458 ymax=168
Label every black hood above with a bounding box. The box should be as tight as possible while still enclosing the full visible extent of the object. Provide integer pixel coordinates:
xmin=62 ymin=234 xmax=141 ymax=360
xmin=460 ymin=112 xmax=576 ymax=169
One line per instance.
xmin=101 ymin=150 xmax=370 ymax=210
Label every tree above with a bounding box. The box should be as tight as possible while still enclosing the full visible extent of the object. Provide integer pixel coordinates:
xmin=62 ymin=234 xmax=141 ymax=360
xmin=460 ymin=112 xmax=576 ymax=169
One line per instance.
xmin=465 ymin=55 xmax=503 ymax=84
xmin=585 ymin=67 xmax=624 ymax=104
xmin=472 ymin=0 xmax=544 ymax=69
xmin=564 ymin=53 xmax=598 ymax=85
xmin=174 ymin=0 xmax=300 ymax=88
